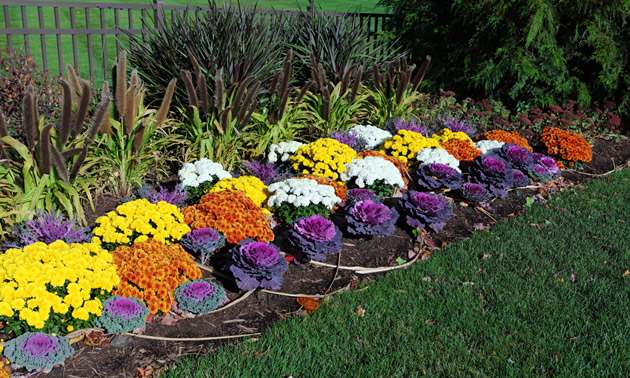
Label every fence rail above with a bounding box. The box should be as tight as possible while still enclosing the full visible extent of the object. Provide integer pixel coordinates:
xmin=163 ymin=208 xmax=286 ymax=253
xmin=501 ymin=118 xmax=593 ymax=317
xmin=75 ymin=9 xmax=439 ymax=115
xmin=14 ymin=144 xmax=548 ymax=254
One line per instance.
xmin=0 ymin=0 xmax=392 ymax=84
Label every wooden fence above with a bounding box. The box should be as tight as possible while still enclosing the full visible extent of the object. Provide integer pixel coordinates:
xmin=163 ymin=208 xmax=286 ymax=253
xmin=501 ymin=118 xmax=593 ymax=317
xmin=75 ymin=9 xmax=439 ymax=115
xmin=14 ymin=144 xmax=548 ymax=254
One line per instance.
xmin=0 ymin=0 xmax=392 ymax=83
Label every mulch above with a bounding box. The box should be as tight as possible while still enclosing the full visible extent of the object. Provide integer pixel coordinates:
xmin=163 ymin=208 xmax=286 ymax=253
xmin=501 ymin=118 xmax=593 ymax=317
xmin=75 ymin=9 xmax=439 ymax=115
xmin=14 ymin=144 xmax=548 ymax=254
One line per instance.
xmin=8 ymin=136 xmax=630 ymax=377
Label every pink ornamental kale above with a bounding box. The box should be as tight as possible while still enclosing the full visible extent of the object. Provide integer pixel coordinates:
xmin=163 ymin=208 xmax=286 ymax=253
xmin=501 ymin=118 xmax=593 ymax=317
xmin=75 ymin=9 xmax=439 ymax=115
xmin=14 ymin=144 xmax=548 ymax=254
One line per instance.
xmin=441 ymin=116 xmax=477 ymax=137
xmin=533 ymin=153 xmax=561 ymax=179
xmin=401 ymin=191 xmax=453 ymax=232
xmin=415 ymin=163 xmax=463 ymax=190
xmin=179 ymin=228 xmax=226 ymax=264
xmin=527 ymin=165 xmax=554 ymax=183
xmin=345 ymin=200 xmax=399 ymax=237
xmin=466 ymin=156 xmax=515 ymax=197
xmin=512 ymin=169 xmax=530 ymax=187
xmin=174 ymin=280 xmax=227 ymax=314
xmin=493 ymin=143 xmax=534 ymax=171
xmin=3 ymin=332 xmax=74 ymax=372
xmin=228 ymin=239 xmax=288 ymax=291
xmin=459 ymin=182 xmax=492 ymax=203
xmin=345 ymin=188 xmax=383 ymax=208
xmin=287 ymin=215 xmax=342 ymax=261
xmin=96 ymin=296 xmax=150 ymax=334
xmin=6 ymin=208 xmax=92 ymax=249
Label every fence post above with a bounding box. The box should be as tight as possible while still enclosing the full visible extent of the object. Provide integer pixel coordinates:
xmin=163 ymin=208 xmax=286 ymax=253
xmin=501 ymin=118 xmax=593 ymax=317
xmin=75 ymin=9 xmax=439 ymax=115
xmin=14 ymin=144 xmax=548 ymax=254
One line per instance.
xmin=153 ymin=0 xmax=165 ymax=33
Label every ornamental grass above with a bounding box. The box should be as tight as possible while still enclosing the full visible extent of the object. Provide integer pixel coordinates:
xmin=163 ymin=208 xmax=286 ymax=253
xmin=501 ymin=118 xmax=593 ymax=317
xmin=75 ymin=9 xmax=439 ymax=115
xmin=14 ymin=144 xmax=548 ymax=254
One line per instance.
xmin=481 ymin=130 xmax=533 ymax=151
xmin=182 ymin=190 xmax=274 ymax=245
xmin=538 ymin=127 xmax=593 ymax=168
xmin=110 ymin=239 xmax=202 ymax=315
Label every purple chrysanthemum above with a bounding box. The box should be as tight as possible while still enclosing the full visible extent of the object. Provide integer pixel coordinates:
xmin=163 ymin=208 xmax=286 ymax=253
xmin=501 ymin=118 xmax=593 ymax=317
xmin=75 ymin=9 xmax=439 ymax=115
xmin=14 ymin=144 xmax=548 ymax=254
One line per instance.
xmin=228 ymin=239 xmax=288 ymax=291
xmin=328 ymin=130 xmax=369 ymax=152
xmin=287 ymin=215 xmax=343 ymax=261
xmin=441 ymin=116 xmax=477 ymax=137
xmin=459 ymin=182 xmax=491 ymax=203
xmin=174 ymin=280 xmax=227 ymax=314
xmin=134 ymin=183 xmax=188 ymax=207
xmin=527 ymin=164 xmax=554 ymax=183
xmin=4 ymin=332 xmax=74 ymax=372
xmin=242 ymin=160 xmax=293 ymax=185
xmin=97 ymin=296 xmax=150 ymax=334
xmin=6 ymin=208 xmax=92 ymax=249
xmin=345 ymin=200 xmax=399 ymax=237
xmin=401 ymin=191 xmax=453 ymax=232
xmin=533 ymin=153 xmax=562 ymax=179
xmin=466 ymin=156 xmax=515 ymax=198
xmin=179 ymin=228 xmax=226 ymax=264
xmin=414 ymin=163 xmax=463 ymax=190
xmin=385 ymin=117 xmax=428 ymax=136
xmin=512 ymin=169 xmax=530 ymax=187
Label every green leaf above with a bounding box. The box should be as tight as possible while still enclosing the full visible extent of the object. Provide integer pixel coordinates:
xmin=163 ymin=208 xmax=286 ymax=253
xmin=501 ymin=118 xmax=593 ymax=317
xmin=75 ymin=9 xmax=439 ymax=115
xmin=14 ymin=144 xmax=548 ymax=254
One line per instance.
xmin=395 ymin=257 xmax=407 ymax=265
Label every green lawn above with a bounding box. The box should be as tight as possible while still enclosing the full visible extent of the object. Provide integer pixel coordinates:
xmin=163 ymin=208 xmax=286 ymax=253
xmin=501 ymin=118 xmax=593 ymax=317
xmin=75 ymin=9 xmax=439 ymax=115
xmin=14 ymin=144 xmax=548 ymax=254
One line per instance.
xmin=163 ymin=170 xmax=630 ymax=376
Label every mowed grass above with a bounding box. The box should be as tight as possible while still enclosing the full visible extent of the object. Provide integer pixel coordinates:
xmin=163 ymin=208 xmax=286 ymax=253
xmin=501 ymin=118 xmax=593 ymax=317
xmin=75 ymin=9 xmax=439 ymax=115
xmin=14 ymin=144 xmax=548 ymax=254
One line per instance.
xmin=1 ymin=0 xmax=386 ymax=86
xmin=163 ymin=170 xmax=630 ymax=376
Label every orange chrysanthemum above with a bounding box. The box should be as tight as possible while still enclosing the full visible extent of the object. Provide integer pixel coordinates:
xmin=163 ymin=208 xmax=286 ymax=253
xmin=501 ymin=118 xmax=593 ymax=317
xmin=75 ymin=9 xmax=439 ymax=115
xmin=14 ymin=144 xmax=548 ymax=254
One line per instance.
xmin=441 ymin=139 xmax=482 ymax=162
xmin=111 ymin=239 xmax=202 ymax=315
xmin=482 ymin=130 xmax=533 ymax=151
xmin=182 ymin=190 xmax=274 ymax=245
xmin=539 ymin=127 xmax=592 ymax=164
xmin=356 ymin=150 xmax=410 ymax=186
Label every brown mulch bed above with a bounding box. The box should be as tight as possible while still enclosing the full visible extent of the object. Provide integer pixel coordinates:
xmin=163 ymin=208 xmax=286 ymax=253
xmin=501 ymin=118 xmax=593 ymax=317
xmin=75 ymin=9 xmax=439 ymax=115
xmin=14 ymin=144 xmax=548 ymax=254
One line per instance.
xmin=10 ymin=136 xmax=630 ymax=377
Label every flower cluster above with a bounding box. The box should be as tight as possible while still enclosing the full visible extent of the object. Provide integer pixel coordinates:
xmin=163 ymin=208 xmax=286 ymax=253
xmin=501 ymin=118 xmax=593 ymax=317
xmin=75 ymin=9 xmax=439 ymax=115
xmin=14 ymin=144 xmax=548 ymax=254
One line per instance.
xmin=401 ymin=191 xmax=453 ymax=232
xmin=466 ymin=156 xmax=515 ymax=197
xmin=0 ymin=241 xmax=119 ymax=334
xmin=133 ymin=183 xmax=188 ymax=208
xmin=357 ymin=150 xmax=409 ymax=186
xmin=289 ymin=138 xmax=357 ymax=180
xmin=183 ymin=190 xmax=274 ymax=245
xmin=441 ymin=117 xmax=477 ymax=137
xmin=210 ymin=176 xmax=270 ymax=213
xmin=482 ymin=130 xmax=533 ymax=152
xmin=92 ymin=199 xmax=191 ymax=250
xmin=473 ymin=140 xmax=505 ymax=154
xmin=242 ymin=160 xmax=293 ymax=186
xmin=174 ymin=280 xmax=226 ymax=315
xmin=267 ymin=141 xmax=304 ymax=163
xmin=287 ymin=215 xmax=342 ymax=262
xmin=414 ymin=163 xmax=463 ymax=190
xmin=492 ymin=143 xmax=535 ymax=171
xmin=432 ymin=128 xmax=474 ymax=146
xmin=301 ymin=175 xmax=348 ymax=207
xmin=96 ymin=296 xmax=150 ymax=334
xmin=7 ymin=208 xmax=92 ymax=249
xmin=441 ymin=139 xmax=482 ymax=162
xmin=345 ymin=200 xmax=399 ymax=237
xmin=227 ymin=239 xmax=288 ymax=291
xmin=2 ymin=332 xmax=74 ymax=372
xmin=267 ymin=178 xmax=341 ymax=223
xmin=379 ymin=129 xmax=441 ymax=165
xmin=459 ymin=183 xmax=491 ymax=203
xmin=178 ymin=158 xmax=232 ymax=188
xmin=345 ymin=188 xmax=382 ymax=207
xmin=347 ymin=124 xmax=392 ymax=150
xmin=340 ymin=156 xmax=406 ymax=197
xmin=328 ymin=130 xmax=369 ymax=152
xmin=416 ymin=147 xmax=460 ymax=172
xmin=179 ymin=228 xmax=226 ymax=265
xmin=538 ymin=127 xmax=592 ymax=167
xmin=111 ymin=239 xmax=202 ymax=314
xmin=384 ymin=117 xmax=427 ymax=136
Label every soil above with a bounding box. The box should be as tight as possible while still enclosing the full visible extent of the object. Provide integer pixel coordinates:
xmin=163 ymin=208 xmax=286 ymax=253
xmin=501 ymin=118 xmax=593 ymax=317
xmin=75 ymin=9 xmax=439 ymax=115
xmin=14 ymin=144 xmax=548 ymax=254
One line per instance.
xmin=7 ymin=136 xmax=630 ymax=377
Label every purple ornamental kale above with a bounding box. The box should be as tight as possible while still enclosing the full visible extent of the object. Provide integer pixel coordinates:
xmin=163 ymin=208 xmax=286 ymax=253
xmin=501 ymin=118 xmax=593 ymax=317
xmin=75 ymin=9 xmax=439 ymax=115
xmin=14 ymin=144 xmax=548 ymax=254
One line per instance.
xmin=527 ymin=164 xmax=553 ymax=183
xmin=7 ymin=208 xmax=92 ymax=249
xmin=134 ymin=183 xmax=188 ymax=207
xmin=345 ymin=200 xmax=399 ymax=237
xmin=345 ymin=188 xmax=383 ymax=207
xmin=228 ymin=239 xmax=288 ymax=291
xmin=96 ymin=296 xmax=150 ymax=334
xmin=533 ymin=153 xmax=561 ymax=179
xmin=179 ymin=228 xmax=226 ymax=264
xmin=459 ymin=182 xmax=492 ymax=203
xmin=401 ymin=191 xmax=453 ymax=232
xmin=441 ymin=116 xmax=477 ymax=137
xmin=414 ymin=163 xmax=463 ymax=190
xmin=385 ymin=116 xmax=428 ymax=136
xmin=328 ymin=130 xmax=368 ymax=152
xmin=3 ymin=332 xmax=74 ymax=372
xmin=492 ymin=143 xmax=534 ymax=171
xmin=242 ymin=160 xmax=293 ymax=185
xmin=174 ymin=280 xmax=227 ymax=314
xmin=512 ymin=169 xmax=530 ymax=187
xmin=466 ymin=155 xmax=515 ymax=198
xmin=287 ymin=215 xmax=343 ymax=261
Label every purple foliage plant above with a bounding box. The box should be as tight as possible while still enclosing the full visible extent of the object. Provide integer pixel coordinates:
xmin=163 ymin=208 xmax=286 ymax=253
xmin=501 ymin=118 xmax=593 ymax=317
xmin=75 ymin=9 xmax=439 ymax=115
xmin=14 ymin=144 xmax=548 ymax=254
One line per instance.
xmin=441 ymin=116 xmax=477 ymax=137
xmin=174 ymin=280 xmax=227 ymax=314
xmin=134 ymin=183 xmax=188 ymax=207
xmin=533 ymin=153 xmax=562 ymax=179
xmin=384 ymin=116 xmax=428 ymax=136
xmin=96 ymin=296 xmax=150 ymax=334
xmin=345 ymin=188 xmax=383 ymax=208
xmin=227 ymin=239 xmax=288 ymax=291
xmin=6 ymin=208 xmax=92 ymax=249
xmin=466 ymin=155 xmax=515 ymax=197
xmin=459 ymin=182 xmax=492 ymax=203
xmin=287 ymin=215 xmax=343 ymax=262
xmin=492 ymin=143 xmax=535 ymax=172
xmin=179 ymin=228 xmax=226 ymax=265
xmin=414 ymin=163 xmax=463 ymax=190
xmin=512 ymin=169 xmax=530 ymax=187
xmin=242 ymin=160 xmax=293 ymax=185
xmin=3 ymin=332 xmax=74 ymax=372
xmin=401 ymin=191 xmax=453 ymax=232
xmin=328 ymin=130 xmax=369 ymax=152
xmin=345 ymin=200 xmax=399 ymax=237
xmin=527 ymin=165 xmax=554 ymax=183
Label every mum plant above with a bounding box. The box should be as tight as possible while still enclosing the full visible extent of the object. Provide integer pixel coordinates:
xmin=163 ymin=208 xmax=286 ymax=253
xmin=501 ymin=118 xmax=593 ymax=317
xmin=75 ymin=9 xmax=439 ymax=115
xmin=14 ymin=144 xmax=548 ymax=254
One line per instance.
xmin=183 ymin=190 xmax=274 ymax=245
xmin=286 ymin=215 xmax=343 ymax=262
xmin=414 ymin=163 xmax=463 ymax=191
xmin=209 ymin=176 xmax=270 ymax=213
xmin=345 ymin=200 xmax=399 ymax=237
xmin=340 ymin=156 xmax=406 ymax=197
xmin=347 ymin=124 xmax=392 ymax=150
xmin=401 ymin=191 xmax=453 ymax=232
xmin=178 ymin=158 xmax=232 ymax=203
xmin=226 ymin=239 xmax=288 ymax=291
xmin=174 ymin=280 xmax=227 ymax=315
xmin=267 ymin=178 xmax=342 ymax=224
xmin=2 ymin=332 xmax=74 ymax=372
xmin=0 ymin=240 xmax=119 ymax=335
xmin=267 ymin=141 xmax=304 ymax=165
xmin=441 ymin=139 xmax=482 ymax=163
xmin=289 ymin=138 xmax=357 ymax=181
xmin=416 ymin=147 xmax=460 ymax=171
xmin=431 ymin=128 xmax=474 ymax=146
xmin=92 ymin=199 xmax=190 ymax=251
xmin=482 ymin=130 xmax=533 ymax=151
xmin=473 ymin=139 xmax=504 ymax=154
xmin=179 ymin=228 xmax=226 ymax=265
xmin=96 ymin=296 xmax=150 ymax=334
xmin=356 ymin=150 xmax=410 ymax=186
xmin=466 ymin=156 xmax=515 ymax=197
xmin=379 ymin=129 xmax=441 ymax=166
xmin=110 ymin=239 xmax=202 ymax=315
xmin=538 ymin=126 xmax=592 ymax=168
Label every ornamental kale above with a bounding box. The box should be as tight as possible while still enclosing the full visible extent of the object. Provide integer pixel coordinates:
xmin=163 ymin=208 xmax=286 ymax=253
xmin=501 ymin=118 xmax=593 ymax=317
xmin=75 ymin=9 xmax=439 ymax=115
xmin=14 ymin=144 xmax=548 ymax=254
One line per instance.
xmin=227 ymin=239 xmax=288 ymax=291
xmin=134 ymin=183 xmax=188 ymax=207
xmin=401 ymin=191 xmax=453 ymax=232
xmin=7 ymin=208 xmax=92 ymax=249
xmin=466 ymin=155 xmax=515 ymax=197
xmin=96 ymin=296 xmax=150 ymax=334
xmin=385 ymin=116 xmax=428 ymax=136
xmin=3 ymin=332 xmax=74 ymax=372
xmin=459 ymin=182 xmax=492 ymax=203
xmin=179 ymin=228 xmax=226 ymax=265
xmin=414 ymin=163 xmax=463 ymax=190
xmin=345 ymin=188 xmax=383 ymax=207
xmin=441 ymin=116 xmax=477 ymax=137
xmin=174 ymin=280 xmax=227 ymax=314
xmin=242 ymin=160 xmax=293 ymax=185
xmin=287 ymin=215 xmax=343 ymax=261
xmin=328 ymin=130 xmax=369 ymax=152
xmin=512 ymin=169 xmax=530 ymax=187
xmin=345 ymin=200 xmax=399 ymax=237
xmin=492 ymin=143 xmax=535 ymax=171
xmin=533 ymin=153 xmax=561 ymax=179
xmin=527 ymin=164 xmax=554 ymax=183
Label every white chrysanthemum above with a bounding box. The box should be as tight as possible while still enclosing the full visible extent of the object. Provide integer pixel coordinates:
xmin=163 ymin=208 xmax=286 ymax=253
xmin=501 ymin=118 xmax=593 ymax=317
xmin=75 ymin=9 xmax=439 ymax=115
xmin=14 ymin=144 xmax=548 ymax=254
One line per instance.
xmin=267 ymin=178 xmax=341 ymax=209
xmin=347 ymin=124 xmax=392 ymax=150
xmin=340 ymin=156 xmax=406 ymax=188
xmin=267 ymin=141 xmax=304 ymax=163
xmin=178 ymin=158 xmax=232 ymax=188
xmin=474 ymin=140 xmax=505 ymax=154
xmin=416 ymin=147 xmax=460 ymax=172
